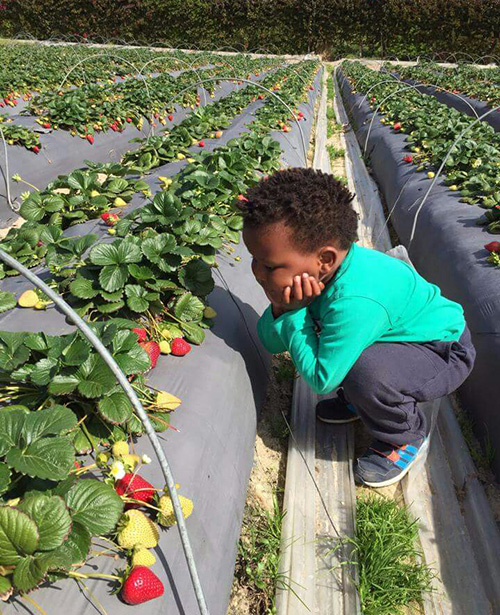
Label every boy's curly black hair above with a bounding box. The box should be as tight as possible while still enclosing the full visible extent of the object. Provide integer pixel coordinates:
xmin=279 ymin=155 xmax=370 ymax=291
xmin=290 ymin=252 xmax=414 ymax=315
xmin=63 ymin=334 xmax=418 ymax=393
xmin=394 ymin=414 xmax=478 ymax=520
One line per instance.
xmin=239 ymin=168 xmax=359 ymax=252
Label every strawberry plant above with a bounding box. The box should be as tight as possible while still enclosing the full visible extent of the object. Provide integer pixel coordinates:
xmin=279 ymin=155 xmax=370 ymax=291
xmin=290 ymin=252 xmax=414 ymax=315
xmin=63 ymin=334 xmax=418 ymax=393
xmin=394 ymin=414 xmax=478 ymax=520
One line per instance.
xmin=0 ymin=224 xmax=97 ymax=279
xmin=0 ymin=479 xmax=123 ymax=595
xmin=0 ymin=115 xmax=41 ymax=151
xmin=19 ymin=166 xmax=150 ymax=228
xmin=0 ymin=324 xmax=175 ymax=446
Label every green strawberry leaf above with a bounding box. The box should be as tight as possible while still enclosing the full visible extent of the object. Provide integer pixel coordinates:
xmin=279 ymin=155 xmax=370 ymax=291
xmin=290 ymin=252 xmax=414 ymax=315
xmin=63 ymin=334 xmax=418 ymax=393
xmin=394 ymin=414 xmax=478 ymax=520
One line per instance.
xmin=99 ymin=264 xmax=129 ymax=292
xmin=64 ymin=479 xmax=123 ymax=535
xmin=0 ymin=290 xmax=16 ymax=314
xmin=125 ymin=284 xmax=151 ymax=313
xmin=48 ymin=374 xmax=80 ymax=396
xmin=0 ymin=506 xmax=39 ymax=565
xmin=114 ymin=343 xmax=150 ymax=375
xmin=0 ymin=407 xmax=28 ymax=455
xmin=18 ymin=495 xmax=72 ymax=551
xmin=69 ymin=276 xmax=99 ymax=300
xmin=62 ymin=338 xmax=90 ymax=366
xmin=76 ymin=355 xmax=114 ymax=398
xmin=30 ymin=358 xmax=59 ymax=386
xmin=174 ymin=292 xmax=204 ymax=322
xmin=6 ymin=437 xmax=75 ymax=480
xmin=0 ymin=463 xmax=11 ymax=496
xmin=98 ymin=391 xmax=133 ymax=425
xmin=181 ymin=322 xmax=206 ymax=345
xmin=13 ymin=555 xmax=48 ymax=592
xmin=22 ymin=405 xmax=77 ymax=442
xmin=178 ymin=259 xmax=214 ymax=296
xmin=51 ymin=521 xmax=90 ymax=566
xmin=97 ymin=300 xmax=125 ymax=314
xmin=0 ymin=576 xmax=12 ymax=594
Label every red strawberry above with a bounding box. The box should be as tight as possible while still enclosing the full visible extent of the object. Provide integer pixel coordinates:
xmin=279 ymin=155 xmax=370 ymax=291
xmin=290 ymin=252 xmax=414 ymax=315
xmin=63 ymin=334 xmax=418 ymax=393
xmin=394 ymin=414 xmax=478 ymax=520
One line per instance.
xmin=168 ymin=114 xmax=174 ymax=121
xmin=132 ymin=327 xmax=148 ymax=342
xmin=170 ymin=338 xmax=191 ymax=357
xmin=115 ymin=473 xmax=155 ymax=507
xmin=0 ymin=101 xmax=4 ymax=108
xmin=122 ymin=567 xmax=164 ymax=605
xmin=393 ymin=122 xmax=402 ymax=131
xmin=37 ymin=240 xmax=43 ymax=247
xmin=42 ymin=122 xmax=51 ymax=129
xmin=86 ymin=134 xmax=94 ymax=144
xmin=258 ymin=94 xmax=264 ymax=100
xmin=126 ymin=117 xmax=132 ymax=123
xmin=237 ymin=194 xmax=249 ymax=202
xmin=100 ymin=212 xmax=119 ymax=226
xmin=32 ymin=145 xmax=40 ymax=154
xmin=310 ymin=85 xmax=314 ymax=90
xmin=403 ymin=155 xmax=413 ymax=163
xmin=484 ymin=241 xmax=500 ymax=253
xmin=198 ymin=140 xmax=205 ymax=147
xmin=139 ymin=341 xmax=160 ymax=369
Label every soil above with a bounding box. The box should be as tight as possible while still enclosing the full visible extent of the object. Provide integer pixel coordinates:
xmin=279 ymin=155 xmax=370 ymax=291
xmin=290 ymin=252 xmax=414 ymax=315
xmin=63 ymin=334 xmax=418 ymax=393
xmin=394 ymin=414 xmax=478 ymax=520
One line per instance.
xmin=228 ymin=353 xmax=294 ymax=614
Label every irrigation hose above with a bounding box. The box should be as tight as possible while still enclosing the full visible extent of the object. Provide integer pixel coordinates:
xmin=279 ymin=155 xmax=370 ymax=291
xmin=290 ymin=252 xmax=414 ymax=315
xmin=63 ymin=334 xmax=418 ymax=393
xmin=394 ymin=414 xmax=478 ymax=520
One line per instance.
xmin=0 ymin=247 xmax=210 ymax=615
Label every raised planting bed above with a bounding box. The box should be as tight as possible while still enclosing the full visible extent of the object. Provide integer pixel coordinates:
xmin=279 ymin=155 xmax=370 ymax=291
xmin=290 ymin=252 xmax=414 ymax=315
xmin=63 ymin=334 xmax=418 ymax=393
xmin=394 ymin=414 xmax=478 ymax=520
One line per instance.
xmin=338 ymin=61 xmax=500 ymax=479
xmin=387 ymin=62 xmax=500 ymax=132
xmin=0 ymin=51 xmax=321 ymax=615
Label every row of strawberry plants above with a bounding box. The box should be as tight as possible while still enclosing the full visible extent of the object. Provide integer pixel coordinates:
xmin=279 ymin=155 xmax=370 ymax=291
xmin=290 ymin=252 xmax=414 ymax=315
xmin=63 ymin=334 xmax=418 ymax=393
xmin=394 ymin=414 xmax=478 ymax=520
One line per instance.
xmin=25 ymin=55 xmax=281 ymax=139
xmin=120 ymin=61 xmax=298 ymax=173
xmin=341 ymin=61 xmax=500 ymax=265
xmin=0 ymin=43 xmax=210 ymax=100
xmin=391 ymin=61 xmax=500 ymax=108
xmin=0 ymin=60 xmax=319 ymax=604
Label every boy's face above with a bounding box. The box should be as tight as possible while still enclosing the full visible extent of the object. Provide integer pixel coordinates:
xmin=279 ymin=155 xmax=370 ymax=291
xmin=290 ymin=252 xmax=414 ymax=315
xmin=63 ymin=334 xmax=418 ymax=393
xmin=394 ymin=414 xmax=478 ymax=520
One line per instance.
xmin=242 ymin=221 xmax=339 ymax=303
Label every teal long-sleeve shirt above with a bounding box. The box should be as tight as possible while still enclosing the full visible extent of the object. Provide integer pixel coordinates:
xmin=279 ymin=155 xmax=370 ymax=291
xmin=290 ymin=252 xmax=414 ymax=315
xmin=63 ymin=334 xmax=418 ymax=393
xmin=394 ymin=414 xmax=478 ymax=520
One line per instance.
xmin=257 ymin=243 xmax=465 ymax=395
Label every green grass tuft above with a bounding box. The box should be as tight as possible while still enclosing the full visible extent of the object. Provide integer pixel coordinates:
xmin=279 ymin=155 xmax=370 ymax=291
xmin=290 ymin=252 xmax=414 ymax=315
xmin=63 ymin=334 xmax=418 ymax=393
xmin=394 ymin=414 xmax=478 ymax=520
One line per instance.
xmin=352 ymin=494 xmax=434 ymax=615
xmin=235 ymin=494 xmax=288 ymax=614
xmin=327 ymin=144 xmax=345 ymax=160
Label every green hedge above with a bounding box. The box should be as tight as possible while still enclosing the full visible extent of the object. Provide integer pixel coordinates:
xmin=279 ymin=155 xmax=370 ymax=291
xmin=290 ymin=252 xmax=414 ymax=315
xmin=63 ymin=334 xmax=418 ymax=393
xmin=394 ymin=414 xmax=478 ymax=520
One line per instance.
xmin=1 ymin=0 xmax=499 ymax=59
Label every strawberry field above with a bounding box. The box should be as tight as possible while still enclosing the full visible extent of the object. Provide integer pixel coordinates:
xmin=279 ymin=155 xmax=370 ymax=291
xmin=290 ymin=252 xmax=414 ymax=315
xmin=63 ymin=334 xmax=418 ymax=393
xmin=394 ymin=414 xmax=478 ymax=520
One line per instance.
xmin=0 ymin=40 xmax=321 ymax=614
xmin=1 ymin=37 xmax=500 ymax=615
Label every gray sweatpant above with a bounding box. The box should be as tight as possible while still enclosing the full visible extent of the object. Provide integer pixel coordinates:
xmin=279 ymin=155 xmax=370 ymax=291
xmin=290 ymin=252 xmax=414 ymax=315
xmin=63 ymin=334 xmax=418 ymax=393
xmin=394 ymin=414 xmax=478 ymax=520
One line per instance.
xmin=340 ymin=325 xmax=476 ymax=446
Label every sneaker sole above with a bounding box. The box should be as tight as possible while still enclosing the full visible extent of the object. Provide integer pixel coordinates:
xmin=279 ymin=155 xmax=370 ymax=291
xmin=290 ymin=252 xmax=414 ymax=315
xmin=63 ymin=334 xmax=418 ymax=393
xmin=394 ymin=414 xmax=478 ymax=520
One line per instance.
xmin=356 ymin=437 xmax=430 ymax=488
xmin=317 ymin=414 xmax=361 ymax=425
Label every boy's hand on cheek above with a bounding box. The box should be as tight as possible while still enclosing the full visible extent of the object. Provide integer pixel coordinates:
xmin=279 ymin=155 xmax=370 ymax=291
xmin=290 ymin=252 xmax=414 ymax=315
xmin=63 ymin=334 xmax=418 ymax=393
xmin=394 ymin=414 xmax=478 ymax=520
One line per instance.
xmin=271 ymin=273 xmax=324 ymax=318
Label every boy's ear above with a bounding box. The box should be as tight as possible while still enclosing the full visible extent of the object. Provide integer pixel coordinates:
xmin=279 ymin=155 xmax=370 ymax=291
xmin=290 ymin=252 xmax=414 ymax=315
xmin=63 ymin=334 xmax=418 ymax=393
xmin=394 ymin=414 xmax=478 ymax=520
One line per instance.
xmin=318 ymin=246 xmax=339 ymax=276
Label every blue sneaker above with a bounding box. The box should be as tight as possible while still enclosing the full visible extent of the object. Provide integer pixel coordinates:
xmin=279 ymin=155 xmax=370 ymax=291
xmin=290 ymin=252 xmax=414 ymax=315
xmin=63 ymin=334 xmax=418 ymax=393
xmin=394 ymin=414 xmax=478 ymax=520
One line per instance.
xmin=316 ymin=388 xmax=359 ymax=424
xmin=354 ymin=436 xmax=430 ymax=488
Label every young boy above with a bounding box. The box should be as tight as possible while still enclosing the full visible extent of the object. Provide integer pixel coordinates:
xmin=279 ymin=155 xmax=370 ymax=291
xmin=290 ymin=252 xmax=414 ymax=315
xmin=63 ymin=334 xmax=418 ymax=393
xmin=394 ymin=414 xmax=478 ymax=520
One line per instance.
xmin=240 ymin=167 xmax=476 ymax=488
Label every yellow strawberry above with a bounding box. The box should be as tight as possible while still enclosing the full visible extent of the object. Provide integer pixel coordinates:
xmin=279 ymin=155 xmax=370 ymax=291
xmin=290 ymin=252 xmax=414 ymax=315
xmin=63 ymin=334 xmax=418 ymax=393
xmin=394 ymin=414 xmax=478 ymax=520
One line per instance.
xmin=114 ymin=197 xmax=127 ymax=207
xmin=157 ymin=494 xmax=193 ymax=527
xmin=177 ymin=153 xmax=186 ymax=160
xmin=18 ymin=290 xmax=39 ymax=308
xmin=203 ymin=307 xmax=217 ymax=319
xmin=90 ymin=190 xmax=100 ymax=197
xmin=112 ymin=441 xmax=129 ymax=457
xmin=131 ymin=548 xmax=156 ymax=567
xmin=121 ymin=453 xmax=140 ymax=469
xmin=155 ymin=391 xmax=181 ymax=410
xmin=117 ymin=510 xmax=159 ymax=549
xmin=159 ymin=341 xmax=171 ymax=355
